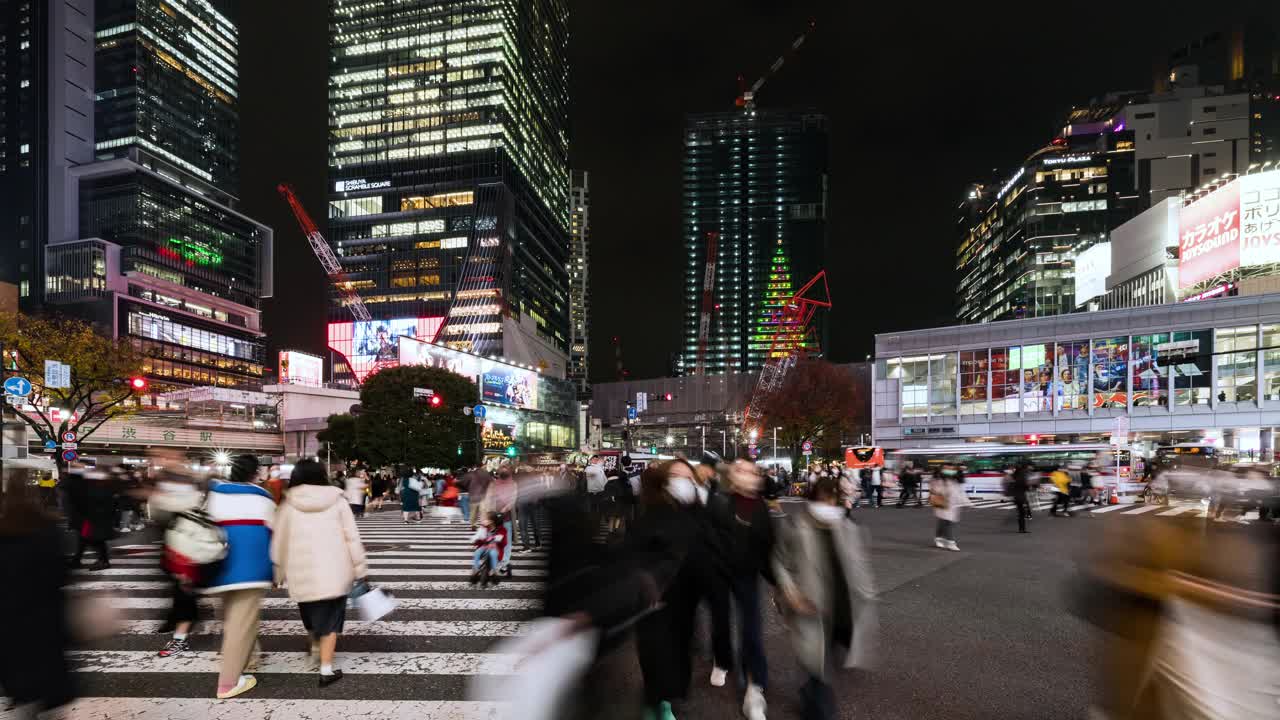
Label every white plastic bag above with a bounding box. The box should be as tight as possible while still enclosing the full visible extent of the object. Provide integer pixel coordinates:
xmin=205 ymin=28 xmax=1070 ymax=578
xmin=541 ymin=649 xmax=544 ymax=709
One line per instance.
xmin=349 ymin=582 xmax=398 ymax=622
xmin=469 ymin=617 xmax=600 ymax=720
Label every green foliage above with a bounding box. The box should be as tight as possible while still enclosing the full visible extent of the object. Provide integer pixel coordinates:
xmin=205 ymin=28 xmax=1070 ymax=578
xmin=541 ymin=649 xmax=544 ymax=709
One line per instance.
xmin=0 ymin=312 xmax=145 ymax=448
xmin=355 ymin=365 xmax=478 ymax=470
xmin=316 ymin=413 xmax=363 ymax=464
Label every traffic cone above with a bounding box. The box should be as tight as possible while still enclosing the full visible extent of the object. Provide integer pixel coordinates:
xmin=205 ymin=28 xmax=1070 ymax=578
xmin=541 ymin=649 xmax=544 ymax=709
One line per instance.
xmin=1109 ymin=491 xmax=1119 ymax=505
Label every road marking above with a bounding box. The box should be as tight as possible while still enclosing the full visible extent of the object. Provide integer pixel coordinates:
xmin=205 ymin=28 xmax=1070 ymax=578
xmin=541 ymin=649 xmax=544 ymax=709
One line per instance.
xmin=99 ymin=597 xmax=541 ymax=611
xmin=368 ymin=551 xmax=548 ymax=559
xmin=1156 ymin=505 xmax=1203 ymax=517
xmin=105 ymin=557 xmax=546 ymax=568
xmin=67 ymin=650 xmax=521 ymax=675
xmin=114 ymin=619 xmax=528 ymax=636
xmin=1121 ymin=503 xmax=1166 ymax=515
xmin=0 ymin=698 xmax=507 ymax=719
xmin=70 ymin=580 xmax=543 ymax=592
xmin=1087 ymin=504 xmax=1130 ymax=514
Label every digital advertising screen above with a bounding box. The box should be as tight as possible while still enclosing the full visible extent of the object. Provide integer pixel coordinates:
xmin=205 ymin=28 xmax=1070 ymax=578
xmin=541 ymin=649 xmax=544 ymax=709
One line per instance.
xmin=398 ymin=335 xmax=541 ymax=410
xmin=327 ymin=317 xmax=444 ymax=383
xmin=1178 ymin=179 xmax=1241 ymax=289
xmin=481 ymin=365 xmax=539 ymax=409
xmin=278 ymin=350 xmax=323 ymax=386
xmin=1240 ymin=170 xmax=1280 ymax=267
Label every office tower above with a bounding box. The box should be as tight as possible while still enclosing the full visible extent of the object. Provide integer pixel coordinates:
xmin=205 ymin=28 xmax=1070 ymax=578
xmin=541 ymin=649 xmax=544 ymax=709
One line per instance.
xmin=956 ymin=95 xmax=1141 ymax=324
xmin=680 ymin=109 xmax=828 ymax=376
xmin=37 ymin=0 xmax=273 ymax=393
xmin=326 ymin=0 xmax=571 ymax=382
xmin=568 ymin=170 xmax=589 ymax=398
xmin=0 ymin=0 xmax=94 ymax=312
xmin=1160 ymin=20 xmax=1280 ymax=93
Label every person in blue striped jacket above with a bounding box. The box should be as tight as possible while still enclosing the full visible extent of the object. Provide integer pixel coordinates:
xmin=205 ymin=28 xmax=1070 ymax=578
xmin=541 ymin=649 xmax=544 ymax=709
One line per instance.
xmin=202 ymin=455 xmax=275 ymax=700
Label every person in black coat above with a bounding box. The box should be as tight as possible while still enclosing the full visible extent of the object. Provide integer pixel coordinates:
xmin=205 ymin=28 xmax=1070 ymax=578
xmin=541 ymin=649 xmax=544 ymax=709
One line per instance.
xmin=66 ymin=467 xmax=118 ymax=570
xmin=683 ymin=461 xmax=734 ymax=687
xmin=0 ymin=477 xmax=76 ymax=713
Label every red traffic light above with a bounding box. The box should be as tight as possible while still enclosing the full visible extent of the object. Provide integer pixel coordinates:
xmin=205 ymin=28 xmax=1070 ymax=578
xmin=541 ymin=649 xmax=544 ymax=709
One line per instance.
xmin=129 ymin=377 xmax=147 ymax=391
xmin=664 ymin=393 xmax=673 ymax=401
xmin=429 ymin=395 xmax=443 ymax=407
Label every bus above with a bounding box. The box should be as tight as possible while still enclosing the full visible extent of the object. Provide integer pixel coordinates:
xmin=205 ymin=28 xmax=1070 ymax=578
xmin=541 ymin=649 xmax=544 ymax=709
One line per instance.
xmin=887 ymin=444 xmax=1135 ymax=499
xmin=1152 ymin=444 xmax=1237 ymax=472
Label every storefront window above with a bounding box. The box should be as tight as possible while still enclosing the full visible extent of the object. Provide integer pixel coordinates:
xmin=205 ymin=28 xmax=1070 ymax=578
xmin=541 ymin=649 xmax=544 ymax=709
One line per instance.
xmin=1021 ymin=343 xmax=1054 ymax=413
xmin=928 ymin=353 xmax=957 ymax=418
xmin=959 ymin=350 xmax=988 ymax=416
xmin=1215 ymin=325 xmax=1257 ymax=403
xmin=891 ymin=357 xmax=929 ymax=418
xmin=1092 ymin=337 xmax=1128 ymax=409
xmin=1166 ymin=331 xmax=1212 ymax=405
xmin=991 ymin=347 xmax=1021 ymax=414
xmin=1054 ymin=341 xmax=1089 ymax=411
xmin=1264 ymin=325 xmax=1280 ymax=401
xmin=1132 ymin=333 xmax=1170 ymax=407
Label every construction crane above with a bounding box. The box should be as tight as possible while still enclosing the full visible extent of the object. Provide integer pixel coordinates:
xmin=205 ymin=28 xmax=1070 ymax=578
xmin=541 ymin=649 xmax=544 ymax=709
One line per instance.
xmin=694 ymin=231 xmax=720 ymax=375
xmin=277 ymin=183 xmax=372 ymax=323
xmin=741 ymin=270 xmax=831 ymax=436
xmin=735 ymin=20 xmax=816 ymax=111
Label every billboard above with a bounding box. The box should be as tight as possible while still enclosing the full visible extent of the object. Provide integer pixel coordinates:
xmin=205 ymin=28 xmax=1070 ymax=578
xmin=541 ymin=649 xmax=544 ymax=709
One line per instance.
xmin=1074 ymin=242 xmax=1111 ymax=304
xmin=326 ymin=317 xmax=444 ymax=383
xmin=1240 ymin=171 xmax=1280 ymax=267
xmin=278 ymin=350 xmax=323 ymax=387
xmin=1178 ymin=180 xmax=1241 ymax=289
xmin=398 ymin=335 xmax=540 ymax=410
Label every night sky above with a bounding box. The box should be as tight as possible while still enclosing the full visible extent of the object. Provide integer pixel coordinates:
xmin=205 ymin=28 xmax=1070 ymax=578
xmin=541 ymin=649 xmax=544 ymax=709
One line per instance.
xmin=237 ymin=1 xmax=1268 ymax=382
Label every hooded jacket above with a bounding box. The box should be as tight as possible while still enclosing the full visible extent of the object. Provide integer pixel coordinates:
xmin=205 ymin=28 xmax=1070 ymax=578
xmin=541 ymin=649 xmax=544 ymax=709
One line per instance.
xmin=202 ymin=481 xmax=275 ymax=594
xmin=270 ymin=484 xmax=368 ymax=603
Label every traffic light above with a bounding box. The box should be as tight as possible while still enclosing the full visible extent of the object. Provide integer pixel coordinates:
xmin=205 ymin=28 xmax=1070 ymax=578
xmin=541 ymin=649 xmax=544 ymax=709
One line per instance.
xmin=129 ymin=377 xmax=147 ymax=392
xmin=429 ymin=394 xmax=443 ymax=408
xmin=457 ymin=444 xmax=463 ymax=456
xmin=505 ymin=445 xmax=517 ymax=458
xmin=663 ymin=393 xmax=673 ymax=401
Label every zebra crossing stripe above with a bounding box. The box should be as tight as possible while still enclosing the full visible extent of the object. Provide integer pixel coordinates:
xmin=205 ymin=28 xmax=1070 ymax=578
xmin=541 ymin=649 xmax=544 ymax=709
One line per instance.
xmin=113 ymin=619 xmax=528 ymax=636
xmin=105 ymin=557 xmax=546 ymax=568
xmin=1087 ymin=504 xmax=1131 ymax=514
xmin=5 ymin=698 xmax=507 ymax=719
xmin=70 ymin=580 xmax=544 ymax=592
xmin=67 ymin=650 xmax=521 ymax=675
xmin=74 ymin=567 xmax=547 ymax=578
xmin=1156 ymin=506 xmax=1204 ymax=517
xmin=99 ymin=597 xmax=541 ymax=611
xmin=367 ymin=551 xmax=548 ymax=558
xmin=1122 ymin=503 xmax=1167 ymax=515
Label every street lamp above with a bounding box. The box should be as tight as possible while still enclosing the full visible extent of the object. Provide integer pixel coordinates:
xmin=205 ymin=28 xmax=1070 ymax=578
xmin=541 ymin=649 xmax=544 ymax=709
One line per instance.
xmin=773 ymin=427 xmax=781 ymax=461
xmin=665 ymin=434 xmax=674 ymax=446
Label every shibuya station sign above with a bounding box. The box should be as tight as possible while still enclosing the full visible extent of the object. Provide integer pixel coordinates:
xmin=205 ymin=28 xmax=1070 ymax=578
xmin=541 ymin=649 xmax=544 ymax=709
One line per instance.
xmin=1178 ymin=168 xmax=1280 ymax=290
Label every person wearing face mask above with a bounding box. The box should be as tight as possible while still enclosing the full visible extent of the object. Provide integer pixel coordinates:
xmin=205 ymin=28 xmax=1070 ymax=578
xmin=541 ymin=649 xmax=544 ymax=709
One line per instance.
xmin=683 ymin=459 xmax=733 ymax=688
xmin=711 ymin=459 xmax=777 ymax=720
xmin=630 ymin=460 xmax=700 ymax=720
xmin=930 ymin=464 xmax=969 ymax=551
xmin=773 ymin=476 xmax=877 ymax=720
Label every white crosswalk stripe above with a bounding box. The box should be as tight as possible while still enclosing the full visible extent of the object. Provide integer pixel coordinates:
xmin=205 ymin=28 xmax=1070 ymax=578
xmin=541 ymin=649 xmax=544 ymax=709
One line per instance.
xmin=32 ymin=511 xmax=546 ymax=718
xmin=963 ymin=497 xmax=1244 ymax=521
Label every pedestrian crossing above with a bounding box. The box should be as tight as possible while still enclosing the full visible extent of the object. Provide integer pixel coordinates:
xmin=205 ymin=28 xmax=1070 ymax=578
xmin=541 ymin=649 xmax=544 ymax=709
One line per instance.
xmin=964 ymin=496 xmax=1264 ymax=521
xmin=13 ymin=510 xmax=546 ymax=719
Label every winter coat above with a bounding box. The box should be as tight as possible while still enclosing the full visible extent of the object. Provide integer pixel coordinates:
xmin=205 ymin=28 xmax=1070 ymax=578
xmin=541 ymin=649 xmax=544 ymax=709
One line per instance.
xmin=931 ymin=479 xmax=969 ymax=523
xmin=772 ymin=505 xmax=877 ymax=681
xmin=0 ymin=523 xmax=75 ymax=710
xmin=400 ymin=476 xmax=421 ymax=512
xmin=486 ymin=477 xmax=517 ymax=515
xmin=67 ymin=471 xmax=117 ymax=542
xmin=709 ymin=491 xmax=776 ymax=583
xmin=344 ymin=475 xmax=368 ymax=506
xmin=271 ymin=484 xmax=368 ymax=603
xmin=202 ymin=481 xmax=275 ymax=594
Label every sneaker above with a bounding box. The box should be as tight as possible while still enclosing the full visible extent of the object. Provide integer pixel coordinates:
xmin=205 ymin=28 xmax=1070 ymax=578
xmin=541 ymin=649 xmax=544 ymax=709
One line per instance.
xmin=157 ymin=637 xmax=189 ymax=658
xmin=216 ymin=674 xmax=257 ymax=700
xmin=710 ymin=666 xmax=728 ymax=687
xmin=934 ymin=537 xmax=946 ymax=549
xmin=946 ymin=540 xmax=960 ymax=552
xmin=318 ymin=669 xmax=344 ymax=688
xmin=743 ymin=684 xmax=767 ymax=720
xmin=470 ymin=570 xmax=481 ymax=586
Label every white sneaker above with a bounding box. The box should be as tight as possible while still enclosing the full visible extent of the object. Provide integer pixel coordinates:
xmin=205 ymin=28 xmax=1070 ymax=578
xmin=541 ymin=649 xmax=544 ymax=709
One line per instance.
xmin=934 ymin=537 xmax=946 ymax=549
xmin=710 ymin=666 xmax=727 ymax=687
xmin=743 ymin=683 xmax=767 ymax=720
xmin=946 ymin=540 xmax=960 ymax=552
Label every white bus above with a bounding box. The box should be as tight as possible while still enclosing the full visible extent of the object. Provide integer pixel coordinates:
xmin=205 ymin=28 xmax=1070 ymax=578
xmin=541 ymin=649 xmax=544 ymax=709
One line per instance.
xmin=888 ymin=444 xmax=1135 ymax=499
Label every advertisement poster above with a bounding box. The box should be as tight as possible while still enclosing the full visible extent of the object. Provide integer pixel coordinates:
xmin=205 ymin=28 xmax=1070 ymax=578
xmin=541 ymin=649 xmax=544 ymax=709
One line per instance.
xmin=1073 ymin=243 xmax=1111 ymax=303
xmin=1240 ymin=171 xmax=1280 ymax=267
xmin=482 ymin=366 xmax=538 ymax=409
xmin=398 ymin=336 xmax=481 ymax=378
xmin=1178 ymin=181 xmax=1241 ymax=289
xmin=278 ymin=351 xmax=323 ymax=387
xmin=482 ymin=423 xmax=516 ymax=453
xmin=326 ymin=317 xmax=443 ymax=382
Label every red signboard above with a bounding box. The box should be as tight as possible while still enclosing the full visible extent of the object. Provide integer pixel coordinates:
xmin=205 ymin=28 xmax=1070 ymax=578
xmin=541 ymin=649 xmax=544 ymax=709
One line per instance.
xmin=1178 ymin=181 xmax=1241 ymax=289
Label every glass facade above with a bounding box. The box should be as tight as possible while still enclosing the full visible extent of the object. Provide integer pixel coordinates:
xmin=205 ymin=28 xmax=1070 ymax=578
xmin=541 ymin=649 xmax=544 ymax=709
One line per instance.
xmin=125 ymin=305 xmax=264 ymax=390
xmin=569 ymin=170 xmax=589 ymax=398
xmin=955 ymin=101 xmax=1141 ymax=324
xmin=95 ymin=0 xmax=240 ymax=191
xmin=327 ymin=0 xmax=570 ymax=360
xmin=681 ymin=110 xmax=828 ymax=375
xmin=883 ymin=325 xmax=1274 ymax=419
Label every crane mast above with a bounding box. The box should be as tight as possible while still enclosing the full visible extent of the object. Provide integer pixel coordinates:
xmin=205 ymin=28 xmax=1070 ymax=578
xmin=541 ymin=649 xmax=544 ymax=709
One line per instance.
xmin=735 ymin=20 xmax=816 ymax=111
xmin=694 ymin=231 xmax=720 ymax=375
xmin=277 ymin=183 xmax=372 ymax=323
xmin=741 ymin=270 xmax=831 ymax=436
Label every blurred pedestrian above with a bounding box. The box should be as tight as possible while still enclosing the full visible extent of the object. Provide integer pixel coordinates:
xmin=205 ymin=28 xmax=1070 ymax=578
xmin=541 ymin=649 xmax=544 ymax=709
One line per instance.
xmin=469 ymin=511 xmax=506 ymax=586
xmin=895 ymin=462 xmax=922 ymax=508
xmin=344 ymin=469 xmax=368 ymax=519
xmin=517 ymin=469 xmax=545 ymax=551
xmin=930 ymin=464 xmax=968 ymax=551
xmin=686 ymin=459 xmax=733 ymax=688
xmin=1008 ymin=463 xmax=1032 ymax=534
xmin=633 ymin=460 xmax=700 ymax=720
xmin=585 ymin=455 xmax=608 ymax=514
xmin=271 ymin=459 xmax=368 ymax=687
xmin=400 ymin=467 xmax=422 ymax=524
xmin=855 ymin=467 xmax=873 ymax=509
xmin=66 ymin=466 xmax=118 ymax=571
xmin=773 ymin=476 xmax=877 ymax=720
xmin=1049 ymin=465 xmax=1072 ymax=517
xmin=869 ymin=466 xmax=883 ymax=508
xmin=466 ymin=465 xmax=492 ymax=527
xmin=487 ymin=465 xmax=518 ymax=574
xmin=203 ymin=454 xmax=274 ymax=700
xmin=718 ymin=459 xmax=776 ymax=720
xmin=0 ymin=476 xmax=76 ymax=715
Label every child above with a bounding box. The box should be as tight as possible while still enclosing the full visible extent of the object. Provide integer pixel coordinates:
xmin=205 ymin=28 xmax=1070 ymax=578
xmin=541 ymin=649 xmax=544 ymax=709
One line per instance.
xmin=470 ymin=513 xmax=507 ymax=586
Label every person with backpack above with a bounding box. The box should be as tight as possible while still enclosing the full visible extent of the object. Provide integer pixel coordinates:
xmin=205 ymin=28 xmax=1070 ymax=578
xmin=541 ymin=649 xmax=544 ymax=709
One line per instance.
xmin=271 ymin=459 xmax=368 ymax=688
xmin=203 ymin=455 xmax=275 ymax=700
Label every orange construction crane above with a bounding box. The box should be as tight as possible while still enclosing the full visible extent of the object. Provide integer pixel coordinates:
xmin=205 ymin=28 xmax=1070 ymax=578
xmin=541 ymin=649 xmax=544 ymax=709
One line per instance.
xmin=694 ymin=231 xmax=720 ymax=375
xmin=277 ymin=183 xmax=372 ymax=322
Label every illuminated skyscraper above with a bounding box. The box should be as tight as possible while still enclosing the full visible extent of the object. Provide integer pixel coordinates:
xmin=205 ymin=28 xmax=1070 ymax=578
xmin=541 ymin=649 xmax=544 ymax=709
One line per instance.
xmin=326 ymin=0 xmax=571 ymax=380
xmin=680 ymin=109 xmax=828 ymax=376
xmin=569 ymin=170 xmax=590 ymax=398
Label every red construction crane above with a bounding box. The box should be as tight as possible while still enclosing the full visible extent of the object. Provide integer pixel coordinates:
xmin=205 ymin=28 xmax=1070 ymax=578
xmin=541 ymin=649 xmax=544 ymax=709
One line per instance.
xmin=277 ymin=183 xmax=372 ymax=322
xmin=694 ymin=231 xmax=720 ymax=375
xmin=741 ymin=270 xmax=831 ymax=435
xmin=735 ymin=20 xmax=816 ymax=111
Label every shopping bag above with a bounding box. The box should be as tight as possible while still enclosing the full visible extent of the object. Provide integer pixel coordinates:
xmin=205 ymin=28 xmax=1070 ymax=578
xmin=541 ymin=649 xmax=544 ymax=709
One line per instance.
xmin=468 ymin=617 xmax=600 ymax=720
xmin=349 ymin=581 xmax=398 ymax=622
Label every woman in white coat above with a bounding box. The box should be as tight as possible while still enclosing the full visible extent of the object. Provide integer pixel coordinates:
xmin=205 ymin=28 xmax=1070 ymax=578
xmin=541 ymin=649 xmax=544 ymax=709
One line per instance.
xmin=931 ymin=464 xmax=969 ymax=551
xmin=271 ymin=459 xmax=368 ymax=687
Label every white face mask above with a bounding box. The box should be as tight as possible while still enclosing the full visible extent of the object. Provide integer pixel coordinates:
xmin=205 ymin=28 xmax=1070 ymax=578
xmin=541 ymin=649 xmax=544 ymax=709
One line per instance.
xmin=809 ymin=503 xmax=845 ymax=524
xmin=667 ymin=476 xmax=698 ymax=505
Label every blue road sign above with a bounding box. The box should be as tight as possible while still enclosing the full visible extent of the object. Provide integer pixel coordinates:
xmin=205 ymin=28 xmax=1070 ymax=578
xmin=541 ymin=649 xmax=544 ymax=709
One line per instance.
xmin=61 ymin=449 xmax=78 ymax=463
xmin=627 ymin=406 xmax=638 ymax=420
xmin=473 ymin=405 xmax=487 ymax=419
xmin=3 ymin=376 xmax=31 ymax=396
xmin=44 ymin=440 xmax=57 ymax=452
